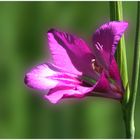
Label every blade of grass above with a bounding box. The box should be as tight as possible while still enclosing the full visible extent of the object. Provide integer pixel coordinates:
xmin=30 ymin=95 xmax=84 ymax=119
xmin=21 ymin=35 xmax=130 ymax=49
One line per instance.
xmin=110 ymin=1 xmax=140 ymax=138
xmin=109 ymin=1 xmax=132 ymax=138
xmin=123 ymin=2 xmax=140 ymax=138
xmin=130 ymin=1 xmax=140 ymax=129
xmin=110 ymin=1 xmax=130 ymax=101
xmin=126 ymin=2 xmax=140 ymax=138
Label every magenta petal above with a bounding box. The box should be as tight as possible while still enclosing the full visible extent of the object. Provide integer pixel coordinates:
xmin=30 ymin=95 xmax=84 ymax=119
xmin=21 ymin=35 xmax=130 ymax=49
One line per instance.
xmin=44 ymin=85 xmax=94 ymax=104
xmin=109 ymin=57 xmax=122 ymax=85
xmin=92 ymin=21 xmax=128 ymax=69
xmin=93 ymin=72 xmax=122 ymax=99
xmin=47 ymin=29 xmax=98 ymax=79
xmin=24 ymin=63 xmax=81 ymax=90
xmin=24 ymin=63 xmax=60 ymax=90
xmin=94 ymin=72 xmax=110 ymax=92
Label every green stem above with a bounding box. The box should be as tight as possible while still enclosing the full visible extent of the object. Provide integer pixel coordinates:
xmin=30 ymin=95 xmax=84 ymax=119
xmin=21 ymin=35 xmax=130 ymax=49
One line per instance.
xmin=110 ymin=1 xmax=129 ymax=90
xmin=110 ymin=1 xmax=140 ymax=138
xmin=109 ymin=1 xmax=132 ymax=138
xmin=124 ymin=2 xmax=140 ymax=138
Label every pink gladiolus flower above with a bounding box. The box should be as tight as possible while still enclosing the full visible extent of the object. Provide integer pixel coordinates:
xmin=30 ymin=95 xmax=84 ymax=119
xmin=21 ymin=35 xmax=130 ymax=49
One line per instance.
xmin=24 ymin=21 xmax=128 ymax=104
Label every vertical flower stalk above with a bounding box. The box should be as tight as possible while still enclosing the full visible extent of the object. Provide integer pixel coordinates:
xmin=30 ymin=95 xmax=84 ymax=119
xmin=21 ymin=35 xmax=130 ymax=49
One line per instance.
xmin=128 ymin=2 xmax=140 ymax=138
xmin=110 ymin=1 xmax=131 ymax=138
xmin=110 ymin=1 xmax=140 ymax=138
xmin=110 ymin=0 xmax=131 ymax=137
xmin=110 ymin=1 xmax=129 ymax=99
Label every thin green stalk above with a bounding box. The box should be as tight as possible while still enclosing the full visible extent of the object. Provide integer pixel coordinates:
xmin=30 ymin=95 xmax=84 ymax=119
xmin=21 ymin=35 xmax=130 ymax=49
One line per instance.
xmin=110 ymin=1 xmax=140 ymax=138
xmin=110 ymin=1 xmax=132 ymax=138
xmin=110 ymin=1 xmax=129 ymax=94
xmin=125 ymin=2 xmax=140 ymax=138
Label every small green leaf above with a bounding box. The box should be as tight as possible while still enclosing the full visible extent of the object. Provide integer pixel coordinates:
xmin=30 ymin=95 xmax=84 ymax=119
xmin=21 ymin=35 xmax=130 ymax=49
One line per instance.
xmin=122 ymin=82 xmax=130 ymax=106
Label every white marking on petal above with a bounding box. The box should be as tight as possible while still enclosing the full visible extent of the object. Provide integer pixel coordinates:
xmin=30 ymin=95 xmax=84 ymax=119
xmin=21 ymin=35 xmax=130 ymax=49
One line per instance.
xmin=91 ymin=59 xmax=96 ymax=70
xmin=91 ymin=58 xmax=103 ymax=73
xmin=95 ymin=42 xmax=103 ymax=51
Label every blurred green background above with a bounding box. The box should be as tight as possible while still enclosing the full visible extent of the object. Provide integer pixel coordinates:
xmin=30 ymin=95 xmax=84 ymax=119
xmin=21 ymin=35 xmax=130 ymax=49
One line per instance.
xmin=0 ymin=1 xmax=140 ymax=138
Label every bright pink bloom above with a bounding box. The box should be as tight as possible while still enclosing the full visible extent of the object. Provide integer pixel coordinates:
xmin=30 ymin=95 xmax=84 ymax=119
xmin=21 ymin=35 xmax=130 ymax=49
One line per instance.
xmin=24 ymin=21 xmax=128 ymax=104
